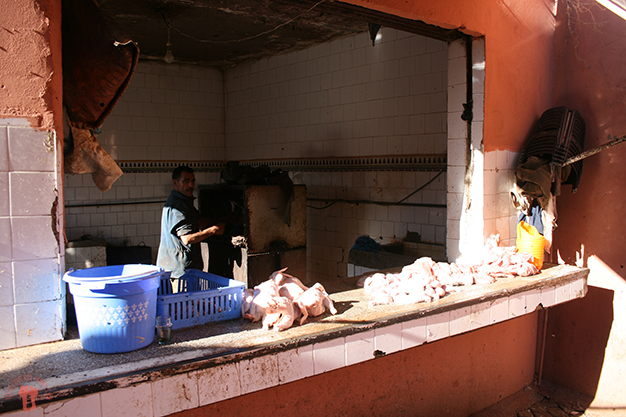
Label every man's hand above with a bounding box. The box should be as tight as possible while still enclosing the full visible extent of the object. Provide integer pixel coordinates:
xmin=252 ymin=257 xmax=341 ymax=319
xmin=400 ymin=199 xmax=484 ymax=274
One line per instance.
xmin=180 ymin=222 xmax=227 ymax=245
xmin=207 ymin=222 xmax=226 ymax=236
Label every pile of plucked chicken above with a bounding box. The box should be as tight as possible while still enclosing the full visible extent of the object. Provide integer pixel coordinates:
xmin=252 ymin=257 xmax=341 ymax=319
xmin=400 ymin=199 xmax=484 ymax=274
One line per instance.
xmin=359 ymin=234 xmax=540 ymax=307
xmin=244 ymin=235 xmax=540 ymax=330
xmin=242 ymin=268 xmax=337 ymax=332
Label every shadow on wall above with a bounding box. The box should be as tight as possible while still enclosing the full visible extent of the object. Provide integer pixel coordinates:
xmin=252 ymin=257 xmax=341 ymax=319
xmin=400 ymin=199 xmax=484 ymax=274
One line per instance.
xmin=542 ymin=285 xmax=613 ymax=397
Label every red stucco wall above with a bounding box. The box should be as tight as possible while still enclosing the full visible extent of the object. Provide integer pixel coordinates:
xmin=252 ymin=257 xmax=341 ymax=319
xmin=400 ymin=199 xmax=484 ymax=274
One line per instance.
xmin=0 ymin=0 xmax=62 ymax=131
xmin=543 ymin=1 xmax=626 ymax=406
xmin=346 ymin=0 xmax=557 ymax=153
xmin=551 ymin=2 xmax=626 ymax=276
xmin=175 ymin=313 xmax=538 ymax=417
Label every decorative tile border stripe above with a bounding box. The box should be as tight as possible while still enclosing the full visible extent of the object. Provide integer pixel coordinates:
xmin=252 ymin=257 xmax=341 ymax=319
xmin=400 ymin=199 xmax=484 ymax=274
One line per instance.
xmin=117 ymin=161 xmax=223 ymax=173
xmin=116 ymin=155 xmax=448 ymax=174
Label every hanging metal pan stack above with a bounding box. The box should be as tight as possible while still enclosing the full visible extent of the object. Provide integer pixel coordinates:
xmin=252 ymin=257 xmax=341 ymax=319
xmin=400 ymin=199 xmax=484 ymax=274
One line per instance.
xmin=518 ymin=106 xmax=585 ymax=192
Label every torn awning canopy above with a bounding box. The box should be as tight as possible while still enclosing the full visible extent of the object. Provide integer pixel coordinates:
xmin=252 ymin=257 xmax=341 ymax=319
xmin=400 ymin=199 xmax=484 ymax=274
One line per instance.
xmin=65 ymin=124 xmax=123 ymax=193
xmin=511 ymin=156 xmax=571 ymax=212
xmin=62 ymin=0 xmax=138 ymax=130
xmin=62 ymin=0 xmax=139 ymax=191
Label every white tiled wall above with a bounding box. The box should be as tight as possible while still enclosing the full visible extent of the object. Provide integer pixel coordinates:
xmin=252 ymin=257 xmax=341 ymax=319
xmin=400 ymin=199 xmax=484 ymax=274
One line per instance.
xmin=97 ymin=62 xmax=225 ymax=162
xmin=64 ymin=246 xmax=106 ymax=271
xmin=224 ymin=28 xmax=447 ymax=160
xmin=63 ymin=28 xmax=452 ymax=284
xmin=301 ymin=169 xmax=446 ymax=281
xmin=445 ymin=37 xmax=516 ymax=261
xmin=484 ymin=149 xmax=519 ymax=246
xmin=0 ymin=119 xmax=65 ymax=350
xmin=225 ymin=28 xmax=449 ymax=281
xmin=446 ymin=37 xmax=491 ymax=263
xmin=449 ymin=36 xmax=518 ymax=250
xmin=446 ymin=38 xmax=468 ymax=263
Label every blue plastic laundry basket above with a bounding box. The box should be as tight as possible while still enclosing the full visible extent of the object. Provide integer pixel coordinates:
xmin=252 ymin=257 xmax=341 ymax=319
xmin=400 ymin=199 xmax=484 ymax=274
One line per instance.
xmin=64 ymin=264 xmax=166 ymax=354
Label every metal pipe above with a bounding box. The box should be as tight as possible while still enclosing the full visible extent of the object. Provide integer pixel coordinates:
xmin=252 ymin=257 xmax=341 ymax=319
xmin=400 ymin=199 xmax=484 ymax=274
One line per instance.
xmin=65 ymin=198 xmax=166 ymax=208
xmin=534 ymin=308 xmax=549 ymax=386
xmin=306 ymin=198 xmax=446 ymax=208
xmin=67 ymin=197 xmax=446 ymax=210
xmin=562 ymin=134 xmax=626 ymax=166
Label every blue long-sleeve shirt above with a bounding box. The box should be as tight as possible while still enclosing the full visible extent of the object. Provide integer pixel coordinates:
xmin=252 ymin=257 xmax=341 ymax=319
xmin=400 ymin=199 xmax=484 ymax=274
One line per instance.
xmin=156 ymin=190 xmax=203 ymax=278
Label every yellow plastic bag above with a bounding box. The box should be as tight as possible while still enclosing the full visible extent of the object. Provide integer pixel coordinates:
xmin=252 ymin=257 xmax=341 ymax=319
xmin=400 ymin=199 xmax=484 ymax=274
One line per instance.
xmin=516 ymin=221 xmax=546 ymax=269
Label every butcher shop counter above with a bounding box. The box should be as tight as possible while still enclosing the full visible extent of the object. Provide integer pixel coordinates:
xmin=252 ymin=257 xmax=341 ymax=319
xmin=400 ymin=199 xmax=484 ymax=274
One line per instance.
xmin=0 ymin=263 xmax=588 ymax=415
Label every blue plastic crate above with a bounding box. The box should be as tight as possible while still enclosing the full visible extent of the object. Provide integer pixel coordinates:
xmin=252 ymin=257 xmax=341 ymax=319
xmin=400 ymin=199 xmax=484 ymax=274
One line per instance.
xmin=156 ymin=269 xmax=245 ymax=329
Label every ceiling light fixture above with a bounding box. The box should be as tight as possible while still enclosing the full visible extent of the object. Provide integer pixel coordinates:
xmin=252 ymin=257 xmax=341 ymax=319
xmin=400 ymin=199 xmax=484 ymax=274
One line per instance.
xmin=368 ymin=23 xmax=381 ymax=46
xmin=163 ymin=15 xmax=175 ymax=64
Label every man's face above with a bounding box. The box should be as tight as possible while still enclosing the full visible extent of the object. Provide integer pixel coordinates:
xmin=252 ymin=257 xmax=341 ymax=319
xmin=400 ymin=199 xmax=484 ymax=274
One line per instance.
xmin=173 ymin=171 xmax=196 ymax=198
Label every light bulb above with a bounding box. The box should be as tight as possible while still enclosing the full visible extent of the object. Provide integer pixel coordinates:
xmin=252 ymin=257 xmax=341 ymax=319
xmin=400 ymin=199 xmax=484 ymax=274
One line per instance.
xmin=164 ymin=43 xmax=174 ymax=64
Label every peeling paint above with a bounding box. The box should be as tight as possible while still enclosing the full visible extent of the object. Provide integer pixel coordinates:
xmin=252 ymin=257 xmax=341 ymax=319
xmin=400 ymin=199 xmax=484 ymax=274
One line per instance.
xmin=44 ymin=130 xmax=54 ymax=152
xmin=1 ymin=0 xmax=62 ymax=131
xmin=51 ymin=187 xmax=59 ymax=245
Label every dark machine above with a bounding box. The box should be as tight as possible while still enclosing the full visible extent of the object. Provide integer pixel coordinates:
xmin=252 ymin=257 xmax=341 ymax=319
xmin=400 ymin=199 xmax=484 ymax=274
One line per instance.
xmin=198 ymin=184 xmax=307 ymax=287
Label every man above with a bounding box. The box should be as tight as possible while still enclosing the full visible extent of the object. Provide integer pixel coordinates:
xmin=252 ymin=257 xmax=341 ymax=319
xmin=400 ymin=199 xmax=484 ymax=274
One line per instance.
xmin=157 ymin=165 xmax=225 ymax=279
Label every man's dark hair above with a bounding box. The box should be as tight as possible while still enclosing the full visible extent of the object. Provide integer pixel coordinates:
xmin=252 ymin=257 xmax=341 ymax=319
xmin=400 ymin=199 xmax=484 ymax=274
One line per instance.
xmin=172 ymin=165 xmax=194 ymax=181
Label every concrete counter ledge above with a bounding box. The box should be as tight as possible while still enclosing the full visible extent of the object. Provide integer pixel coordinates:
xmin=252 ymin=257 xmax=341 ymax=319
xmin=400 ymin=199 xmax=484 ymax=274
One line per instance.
xmin=0 ymin=263 xmax=588 ymax=415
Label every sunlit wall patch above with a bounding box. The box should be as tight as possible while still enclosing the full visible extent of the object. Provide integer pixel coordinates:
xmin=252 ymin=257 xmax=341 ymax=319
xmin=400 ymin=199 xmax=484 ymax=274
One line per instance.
xmin=595 ymin=0 xmax=626 ymax=20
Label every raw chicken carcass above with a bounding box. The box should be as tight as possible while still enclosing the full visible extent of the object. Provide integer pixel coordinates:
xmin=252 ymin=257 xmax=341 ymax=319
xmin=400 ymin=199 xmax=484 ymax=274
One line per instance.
xmin=244 ymin=268 xmax=344 ymax=331
xmin=279 ymin=282 xmax=306 ymax=302
xmin=262 ymin=296 xmax=297 ymax=332
xmin=295 ymin=283 xmax=337 ymax=325
xmin=403 ymin=257 xmax=437 ymax=282
xmin=273 ymin=268 xmax=308 ymax=300
xmin=363 ymin=273 xmax=390 ymax=293
xmin=476 ymin=242 xmax=539 ymax=278
xmin=254 ymin=277 xmax=280 ymax=296
xmin=273 ymin=268 xmax=308 ymax=322
xmin=362 ymin=234 xmax=540 ymax=309
xmin=271 ymin=268 xmax=308 ymax=290
xmin=472 ymin=270 xmax=497 ymax=285
xmin=244 ymin=268 xmax=310 ymax=330
xmin=244 ymin=279 xmax=280 ymax=322
xmin=369 ymin=290 xmax=394 ymax=306
xmin=432 ymin=262 xmax=474 ymax=286
xmin=241 ymin=288 xmax=255 ymax=317
xmin=268 ymin=267 xmax=290 ymax=282
xmin=277 ymin=282 xmax=305 ymax=323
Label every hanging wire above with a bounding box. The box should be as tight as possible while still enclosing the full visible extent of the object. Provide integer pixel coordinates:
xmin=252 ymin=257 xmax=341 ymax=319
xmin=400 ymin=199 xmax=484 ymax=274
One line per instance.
xmin=162 ymin=13 xmax=171 ymax=30
xmin=168 ymin=0 xmax=327 ymax=44
xmin=162 ymin=14 xmax=175 ymax=63
xmin=308 ymin=200 xmax=336 ymax=210
xmin=306 ymin=169 xmax=446 ymax=210
xmin=395 ymin=170 xmax=444 ymax=204
xmin=162 ymin=13 xmax=172 ymax=46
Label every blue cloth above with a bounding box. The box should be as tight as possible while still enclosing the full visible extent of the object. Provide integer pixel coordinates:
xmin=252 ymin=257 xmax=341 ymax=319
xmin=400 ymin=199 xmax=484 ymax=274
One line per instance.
xmin=157 ymin=190 xmax=203 ymax=278
xmin=350 ymin=235 xmax=382 ymax=252
xmin=519 ymin=203 xmax=544 ymax=235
